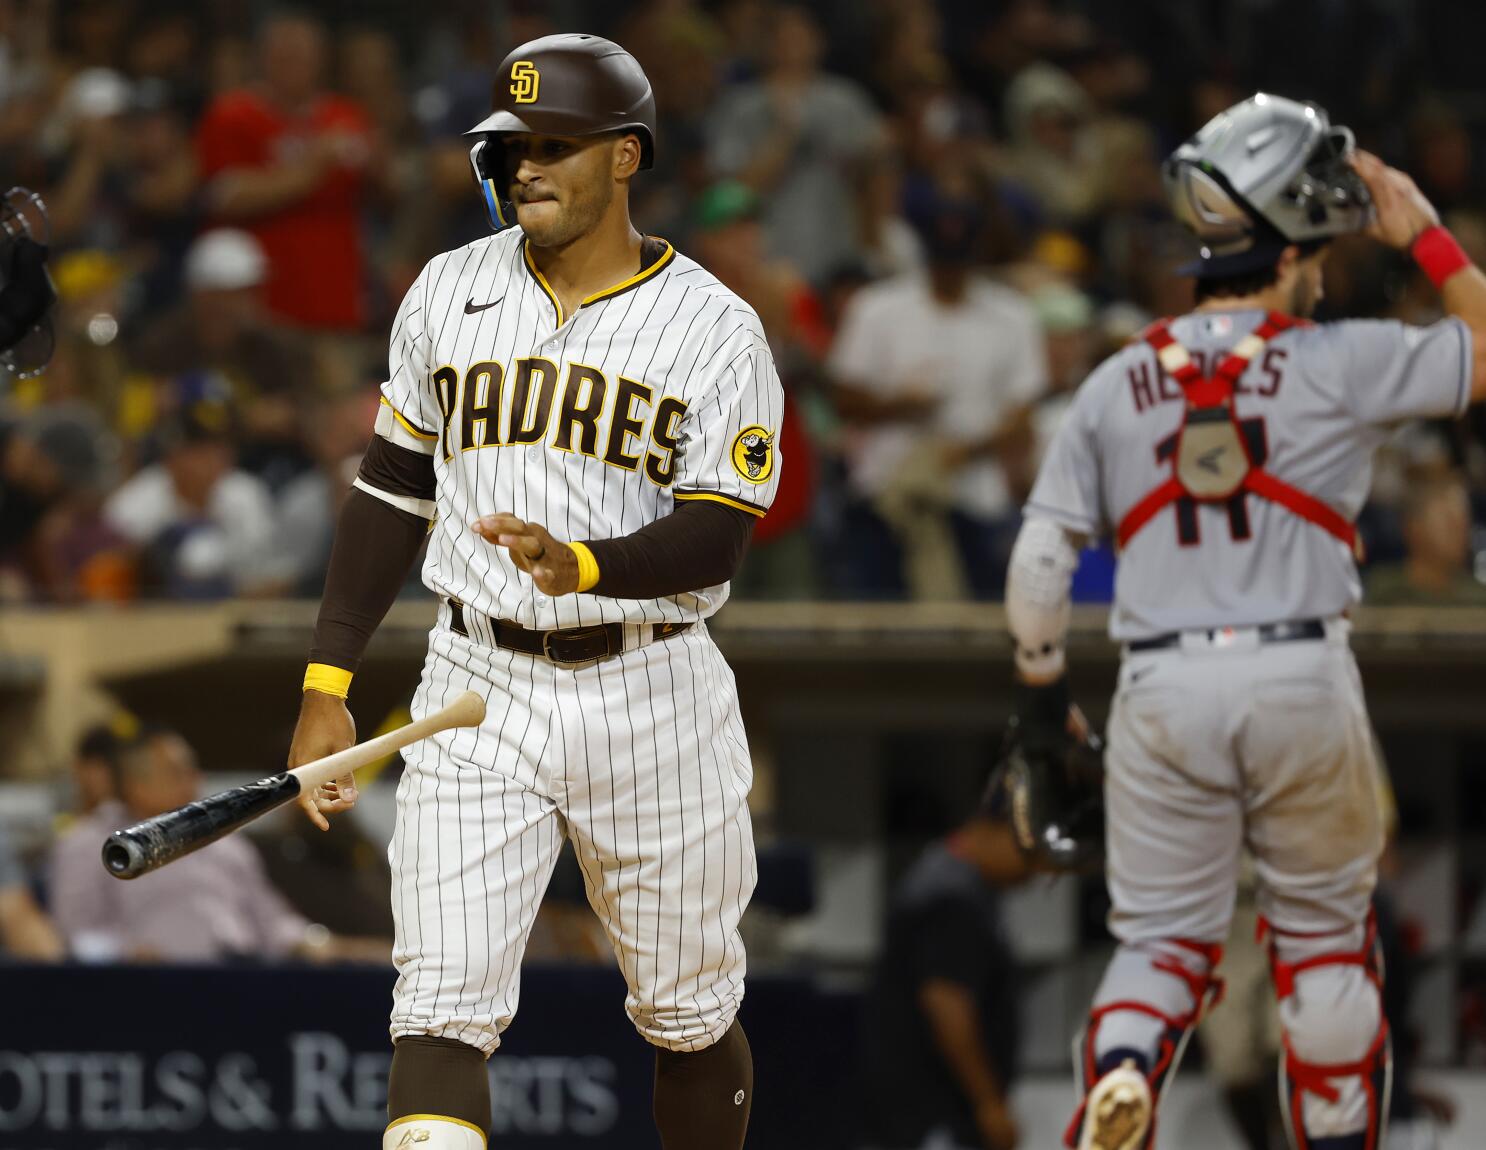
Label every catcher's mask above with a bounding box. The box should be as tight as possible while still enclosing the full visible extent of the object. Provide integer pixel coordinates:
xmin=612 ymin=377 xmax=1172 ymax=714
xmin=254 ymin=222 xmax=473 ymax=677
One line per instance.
xmin=1164 ymin=93 xmax=1372 ymax=277
xmin=0 ymin=187 xmax=56 ymax=380
xmin=984 ymin=714 xmax=1106 ymax=872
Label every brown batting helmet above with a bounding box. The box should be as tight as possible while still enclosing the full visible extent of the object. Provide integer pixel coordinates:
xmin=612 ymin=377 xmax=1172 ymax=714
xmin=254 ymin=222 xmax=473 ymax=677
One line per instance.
xmin=466 ymin=34 xmax=656 ymax=230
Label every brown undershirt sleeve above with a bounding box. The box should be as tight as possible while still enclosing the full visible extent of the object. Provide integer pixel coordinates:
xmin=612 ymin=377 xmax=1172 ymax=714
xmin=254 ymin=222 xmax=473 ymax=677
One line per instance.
xmin=582 ymin=500 xmax=756 ymax=599
xmin=308 ymin=439 xmax=435 ymax=671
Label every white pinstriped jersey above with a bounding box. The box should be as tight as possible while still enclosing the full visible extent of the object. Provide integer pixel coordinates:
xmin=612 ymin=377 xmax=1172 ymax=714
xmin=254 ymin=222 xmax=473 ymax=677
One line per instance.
xmin=366 ymin=228 xmax=784 ymax=627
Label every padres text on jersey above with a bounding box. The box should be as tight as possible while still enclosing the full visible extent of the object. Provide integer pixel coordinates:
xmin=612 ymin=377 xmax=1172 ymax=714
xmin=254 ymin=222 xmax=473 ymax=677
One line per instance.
xmin=369 ymin=229 xmax=784 ymax=630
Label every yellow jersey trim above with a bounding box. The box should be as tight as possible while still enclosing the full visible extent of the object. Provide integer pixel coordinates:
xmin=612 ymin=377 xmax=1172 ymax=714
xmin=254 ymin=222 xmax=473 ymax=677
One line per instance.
xmin=379 ymin=396 xmax=437 ymax=441
xmin=303 ymin=663 xmax=353 ymax=699
xmin=581 ymin=241 xmax=676 ymax=307
xmin=569 ymin=541 xmax=600 ymax=592
xmin=523 ymin=241 xmax=566 ymax=325
xmin=521 ymin=238 xmax=676 ymax=328
xmin=672 ymin=490 xmax=768 ymax=518
xmin=385 ymin=1114 xmax=487 ymax=1144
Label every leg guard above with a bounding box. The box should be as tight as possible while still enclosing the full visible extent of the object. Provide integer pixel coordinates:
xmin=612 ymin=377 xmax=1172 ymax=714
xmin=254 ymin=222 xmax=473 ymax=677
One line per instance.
xmin=1259 ymin=914 xmax=1391 ymax=1150
xmin=1065 ymin=939 xmax=1226 ymax=1150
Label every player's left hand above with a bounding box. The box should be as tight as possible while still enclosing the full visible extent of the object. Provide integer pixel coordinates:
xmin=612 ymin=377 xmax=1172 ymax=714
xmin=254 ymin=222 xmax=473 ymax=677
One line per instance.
xmin=1351 ymin=150 xmax=1440 ymax=249
xmin=472 ymin=513 xmax=580 ymax=595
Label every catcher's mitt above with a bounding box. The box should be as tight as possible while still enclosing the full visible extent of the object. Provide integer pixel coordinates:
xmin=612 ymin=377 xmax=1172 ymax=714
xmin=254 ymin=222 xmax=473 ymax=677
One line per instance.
xmin=984 ymin=678 xmax=1105 ymax=871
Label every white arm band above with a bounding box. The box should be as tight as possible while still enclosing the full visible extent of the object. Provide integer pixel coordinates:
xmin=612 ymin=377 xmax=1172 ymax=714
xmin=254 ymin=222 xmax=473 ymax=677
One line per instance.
xmin=352 ymin=475 xmax=436 ymax=521
xmin=1006 ymin=515 xmax=1080 ymax=681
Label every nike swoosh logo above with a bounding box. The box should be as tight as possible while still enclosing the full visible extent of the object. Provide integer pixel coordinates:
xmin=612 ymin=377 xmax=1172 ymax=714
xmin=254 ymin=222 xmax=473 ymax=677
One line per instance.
xmin=1197 ymin=446 xmax=1225 ymax=473
xmin=1130 ymin=665 xmax=1156 ymax=684
xmin=465 ymin=295 xmax=503 ymax=315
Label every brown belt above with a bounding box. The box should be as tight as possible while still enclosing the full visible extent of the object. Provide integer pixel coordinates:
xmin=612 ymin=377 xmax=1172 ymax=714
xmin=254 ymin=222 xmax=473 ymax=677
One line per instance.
xmin=448 ymin=600 xmax=693 ymax=665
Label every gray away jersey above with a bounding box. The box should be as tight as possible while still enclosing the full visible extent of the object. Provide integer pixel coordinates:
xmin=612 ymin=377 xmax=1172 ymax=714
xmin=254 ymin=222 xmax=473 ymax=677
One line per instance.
xmin=374 ymin=228 xmax=784 ymax=628
xmin=1028 ymin=309 xmax=1472 ymax=639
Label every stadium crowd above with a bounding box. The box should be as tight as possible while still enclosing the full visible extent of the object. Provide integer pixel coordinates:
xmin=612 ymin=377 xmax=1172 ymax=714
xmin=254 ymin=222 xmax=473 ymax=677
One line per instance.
xmin=4 ymin=6 xmax=1486 ymax=1146
xmin=1 ymin=0 xmax=1485 ymax=607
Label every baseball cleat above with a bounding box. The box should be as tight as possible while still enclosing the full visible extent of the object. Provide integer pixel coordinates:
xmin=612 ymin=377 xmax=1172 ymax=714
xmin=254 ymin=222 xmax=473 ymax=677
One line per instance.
xmin=1077 ymin=1060 xmax=1152 ymax=1150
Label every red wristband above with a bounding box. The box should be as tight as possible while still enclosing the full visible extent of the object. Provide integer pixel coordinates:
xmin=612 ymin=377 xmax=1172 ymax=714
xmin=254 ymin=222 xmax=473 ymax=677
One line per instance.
xmin=1412 ymin=226 xmax=1471 ymax=290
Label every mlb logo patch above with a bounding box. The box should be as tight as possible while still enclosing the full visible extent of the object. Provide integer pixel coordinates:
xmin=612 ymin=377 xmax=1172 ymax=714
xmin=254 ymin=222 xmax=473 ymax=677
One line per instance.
xmin=1205 ymin=316 xmax=1233 ymax=337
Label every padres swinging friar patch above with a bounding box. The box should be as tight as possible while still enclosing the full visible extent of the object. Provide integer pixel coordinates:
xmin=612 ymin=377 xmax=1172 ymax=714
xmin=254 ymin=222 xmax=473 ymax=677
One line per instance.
xmin=731 ymin=425 xmax=775 ymax=484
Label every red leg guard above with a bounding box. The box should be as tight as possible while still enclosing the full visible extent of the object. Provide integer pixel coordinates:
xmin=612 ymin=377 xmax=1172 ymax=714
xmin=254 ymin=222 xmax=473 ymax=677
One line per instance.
xmin=1064 ymin=940 xmax=1226 ymax=1149
xmin=1259 ymin=914 xmax=1391 ymax=1150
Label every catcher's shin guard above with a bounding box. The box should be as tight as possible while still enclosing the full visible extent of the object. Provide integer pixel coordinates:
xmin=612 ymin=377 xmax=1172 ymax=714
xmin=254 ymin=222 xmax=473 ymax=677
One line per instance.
xmin=1259 ymin=915 xmax=1391 ymax=1150
xmin=1065 ymin=940 xmax=1225 ymax=1150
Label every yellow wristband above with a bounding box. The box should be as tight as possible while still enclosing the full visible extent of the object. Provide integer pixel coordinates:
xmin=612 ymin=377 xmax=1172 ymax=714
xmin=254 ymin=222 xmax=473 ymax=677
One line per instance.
xmin=569 ymin=541 xmax=600 ymax=593
xmin=303 ymin=662 xmax=353 ymax=699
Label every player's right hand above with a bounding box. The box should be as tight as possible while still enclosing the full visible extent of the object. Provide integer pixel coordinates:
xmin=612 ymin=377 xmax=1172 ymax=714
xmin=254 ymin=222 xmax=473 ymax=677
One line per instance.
xmin=289 ymin=690 xmax=358 ymax=831
xmin=1352 ymin=150 xmax=1441 ymax=250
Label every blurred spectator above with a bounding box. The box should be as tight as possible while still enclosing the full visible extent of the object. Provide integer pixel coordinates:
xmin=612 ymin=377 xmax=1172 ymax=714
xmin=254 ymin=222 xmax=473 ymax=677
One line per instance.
xmin=119 ymin=79 xmax=201 ymax=313
xmin=49 ymin=726 xmax=385 ymax=964
xmin=853 ymin=149 xmax=925 ymax=281
xmin=68 ymin=722 xmax=125 ymax=819
xmin=45 ymin=67 xmax=134 ymax=246
xmin=827 ymin=188 xmax=1047 ymax=599
xmin=1024 ymin=283 xmax=1116 ymax=603
xmin=1366 ymin=472 xmax=1486 ymax=606
xmin=337 ymin=23 xmax=425 ymax=316
xmin=618 ymin=0 xmax=726 ymax=240
xmin=277 ymin=390 xmax=377 ymax=595
xmin=0 ymin=0 xmax=1478 ymax=614
xmin=49 ymin=74 xmax=199 ymax=317
xmin=691 ymin=180 xmax=824 ymax=597
xmin=0 ymin=404 xmax=114 ymax=600
xmin=123 ymin=9 xmax=202 ymax=100
xmin=707 ymin=4 xmax=884 ymax=284
xmin=195 ymin=11 xmax=374 ymax=331
xmin=1409 ymin=98 xmax=1476 ymax=216
xmin=860 ymin=810 xmax=1030 ymax=1150
xmin=0 ymin=825 xmax=65 ymax=961
xmin=131 ymin=228 xmax=312 ymax=489
xmin=998 ymin=63 xmax=1100 ymax=227
xmin=1024 ymin=282 xmax=1094 ymax=479
xmin=102 ymin=397 xmax=291 ymax=598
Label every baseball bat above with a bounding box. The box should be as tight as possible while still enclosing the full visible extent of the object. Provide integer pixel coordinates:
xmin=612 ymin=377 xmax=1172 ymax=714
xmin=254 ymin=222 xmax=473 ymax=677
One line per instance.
xmin=101 ymin=690 xmax=486 ymax=880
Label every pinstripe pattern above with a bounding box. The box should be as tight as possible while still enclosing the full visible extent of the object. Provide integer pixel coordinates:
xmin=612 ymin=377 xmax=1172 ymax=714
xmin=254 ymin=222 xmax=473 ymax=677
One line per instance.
xmin=390 ymin=616 xmax=755 ymax=1055
xmin=381 ymin=232 xmax=774 ymax=1059
xmin=378 ymin=229 xmax=783 ymax=629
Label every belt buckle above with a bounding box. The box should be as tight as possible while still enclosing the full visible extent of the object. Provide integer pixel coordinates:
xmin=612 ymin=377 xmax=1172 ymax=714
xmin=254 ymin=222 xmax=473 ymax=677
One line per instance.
xmin=542 ymin=625 xmax=614 ymax=665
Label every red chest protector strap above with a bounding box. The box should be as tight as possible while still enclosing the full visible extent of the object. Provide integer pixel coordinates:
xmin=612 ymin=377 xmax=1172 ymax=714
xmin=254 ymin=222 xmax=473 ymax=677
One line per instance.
xmin=1115 ymin=312 xmax=1358 ymax=553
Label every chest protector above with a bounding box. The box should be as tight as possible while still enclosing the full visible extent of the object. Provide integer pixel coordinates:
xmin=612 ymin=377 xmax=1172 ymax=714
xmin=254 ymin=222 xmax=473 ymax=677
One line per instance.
xmin=1115 ymin=312 xmax=1358 ymax=554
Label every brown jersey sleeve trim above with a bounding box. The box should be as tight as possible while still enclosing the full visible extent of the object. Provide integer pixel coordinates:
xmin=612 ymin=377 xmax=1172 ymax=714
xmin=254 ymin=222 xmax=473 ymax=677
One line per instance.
xmin=672 ymin=487 xmax=768 ymax=517
xmin=581 ymin=500 xmax=754 ymax=599
xmin=308 ymin=486 xmax=429 ymax=672
xmin=359 ymin=434 xmax=437 ymax=501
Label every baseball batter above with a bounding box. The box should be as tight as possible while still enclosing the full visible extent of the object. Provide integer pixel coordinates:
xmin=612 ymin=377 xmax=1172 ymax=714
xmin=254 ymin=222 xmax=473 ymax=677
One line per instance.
xmin=1005 ymin=95 xmax=1486 ymax=1150
xmin=286 ymin=35 xmax=780 ymax=1150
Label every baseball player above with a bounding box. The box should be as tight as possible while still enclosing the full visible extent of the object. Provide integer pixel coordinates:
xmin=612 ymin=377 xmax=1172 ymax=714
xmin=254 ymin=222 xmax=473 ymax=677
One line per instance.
xmin=1005 ymin=94 xmax=1486 ymax=1150
xmin=285 ymin=35 xmax=781 ymax=1150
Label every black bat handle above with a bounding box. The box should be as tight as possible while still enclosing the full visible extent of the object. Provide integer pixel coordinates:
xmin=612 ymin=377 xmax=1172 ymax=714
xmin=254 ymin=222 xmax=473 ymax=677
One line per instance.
xmin=102 ymin=773 xmax=302 ymax=879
